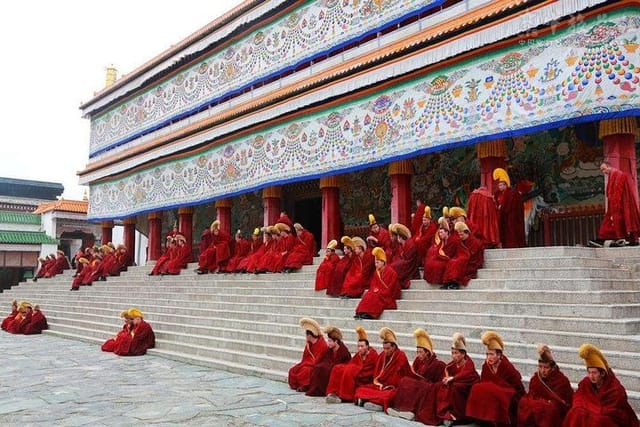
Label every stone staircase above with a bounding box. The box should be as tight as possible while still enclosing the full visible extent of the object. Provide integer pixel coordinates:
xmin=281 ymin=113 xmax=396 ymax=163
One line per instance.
xmin=2 ymin=246 xmax=639 ymax=413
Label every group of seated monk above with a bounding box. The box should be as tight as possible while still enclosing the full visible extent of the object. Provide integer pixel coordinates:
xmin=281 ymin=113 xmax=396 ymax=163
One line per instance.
xmin=101 ymin=307 xmax=156 ymax=356
xmin=148 ymin=233 xmax=192 ymax=276
xmin=71 ymin=243 xmax=133 ymax=290
xmin=1 ymin=300 xmax=48 ymax=335
xmin=195 ymin=212 xmax=317 ymax=275
xmin=288 ymin=318 xmax=638 ymax=427
xmin=33 ymin=250 xmax=70 ymax=282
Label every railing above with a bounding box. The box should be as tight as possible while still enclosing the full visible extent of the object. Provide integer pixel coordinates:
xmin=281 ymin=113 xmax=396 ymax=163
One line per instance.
xmin=528 ymin=205 xmax=604 ymax=247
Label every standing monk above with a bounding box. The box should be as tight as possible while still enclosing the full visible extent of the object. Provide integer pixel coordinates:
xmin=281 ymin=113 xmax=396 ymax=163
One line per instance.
xmin=325 ymin=326 xmax=379 ymax=404
xmin=493 ymin=168 xmax=526 ymax=248
xmin=288 ymin=317 xmax=328 ymax=393
xmin=305 ymin=325 xmax=351 ymax=397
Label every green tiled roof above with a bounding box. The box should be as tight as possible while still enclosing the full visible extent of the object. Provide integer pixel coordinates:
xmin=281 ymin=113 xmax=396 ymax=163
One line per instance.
xmin=0 ymin=230 xmax=58 ymax=245
xmin=0 ymin=211 xmax=41 ymax=225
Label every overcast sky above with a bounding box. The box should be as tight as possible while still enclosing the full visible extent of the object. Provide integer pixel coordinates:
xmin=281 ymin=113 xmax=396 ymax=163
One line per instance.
xmin=0 ymin=0 xmax=244 ymax=200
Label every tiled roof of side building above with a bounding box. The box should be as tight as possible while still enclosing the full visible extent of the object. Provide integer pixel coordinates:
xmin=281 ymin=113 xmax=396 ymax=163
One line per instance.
xmin=0 ymin=230 xmax=58 ymax=245
xmin=0 ymin=211 xmax=41 ymax=225
xmin=33 ymin=200 xmax=88 ymax=215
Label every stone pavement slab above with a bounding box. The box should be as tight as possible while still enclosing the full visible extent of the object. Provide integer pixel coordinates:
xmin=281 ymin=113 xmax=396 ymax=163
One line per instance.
xmin=0 ymin=333 xmax=449 ymax=426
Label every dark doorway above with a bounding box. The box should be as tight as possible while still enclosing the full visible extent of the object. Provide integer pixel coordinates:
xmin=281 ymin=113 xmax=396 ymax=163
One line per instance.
xmin=294 ymin=197 xmax=322 ymax=251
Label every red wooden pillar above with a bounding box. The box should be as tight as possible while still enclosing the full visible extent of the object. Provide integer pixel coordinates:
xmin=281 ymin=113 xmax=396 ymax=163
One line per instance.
xmin=178 ymin=207 xmax=194 ymax=249
xmin=477 ymin=139 xmax=507 ymax=193
xmin=319 ymin=176 xmax=342 ymax=248
xmin=215 ymin=199 xmax=233 ymax=236
xmin=599 ymin=117 xmax=639 ymax=206
xmin=147 ymin=212 xmax=162 ymax=261
xmin=388 ymin=160 xmax=414 ymax=227
xmin=123 ymin=217 xmax=136 ymax=259
xmin=262 ymin=186 xmax=282 ymax=227
xmin=100 ymin=220 xmax=114 ymax=245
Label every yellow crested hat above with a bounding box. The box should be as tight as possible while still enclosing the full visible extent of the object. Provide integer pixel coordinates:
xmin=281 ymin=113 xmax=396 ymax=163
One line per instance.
xmin=299 ymin=317 xmax=322 ymax=337
xmin=442 ymin=207 xmax=450 ymax=218
xmin=452 ymin=332 xmax=466 ymax=351
xmin=324 ymin=325 xmax=343 ymax=342
xmin=326 ymin=239 xmax=338 ymax=250
xmin=481 ymin=330 xmax=504 ymax=351
xmin=393 ymin=223 xmax=411 ymax=239
xmin=128 ymin=308 xmax=144 ymax=318
xmin=341 ymin=236 xmax=355 ymax=250
xmin=372 ymin=247 xmax=386 ymax=263
xmin=379 ymin=327 xmax=398 ymax=344
xmin=414 ymin=328 xmax=433 ymax=352
xmin=424 ymin=206 xmax=432 ymax=219
xmin=275 ymin=222 xmax=291 ymax=233
xmin=368 ymin=214 xmax=377 ymax=226
xmin=253 ymin=227 xmax=261 ymax=236
xmin=449 ymin=207 xmax=466 ymax=219
xmin=438 ymin=216 xmax=450 ymax=231
xmin=78 ymin=257 xmax=89 ymax=264
xmin=454 ymin=222 xmax=470 ymax=233
xmin=356 ymin=326 xmax=368 ymax=341
xmin=493 ymin=168 xmax=511 ymax=187
xmin=578 ymin=343 xmax=609 ymax=370
xmin=210 ymin=220 xmax=220 ymax=231
xmin=19 ymin=301 xmax=32 ymax=311
xmin=351 ymin=236 xmax=367 ymax=250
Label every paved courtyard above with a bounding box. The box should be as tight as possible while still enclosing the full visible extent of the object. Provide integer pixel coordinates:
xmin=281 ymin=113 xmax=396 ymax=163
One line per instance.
xmin=0 ymin=333 xmax=424 ymax=426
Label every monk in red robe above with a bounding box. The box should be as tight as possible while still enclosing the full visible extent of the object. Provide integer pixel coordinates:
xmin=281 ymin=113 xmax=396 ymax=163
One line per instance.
xmin=277 ymin=223 xmax=309 ymax=272
xmin=466 ymin=331 xmax=525 ymax=426
xmin=33 ymin=255 xmax=54 ymax=282
xmin=196 ymin=220 xmax=231 ymax=274
xmin=562 ymin=343 xmax=639 ymax=427
xmin=441 ymin=222 xmax=474 ymax=289
xmin=424 ymin=218 xmax=457 ymax=286
xmin=293 ymin=223 xmax=317 ymax=265
xmin=241 ymin=227 xmax=266 ymax=273
xmin=149 ymin=237 xmax=175 ymax=275
xmin=590 ymin=161 xmax=640 ymax=247
xmin=326 ymin=237 xmax=353 ymax=297
xmin=288 ymin=317 xmax=328 ymax=392
xmin=305 ymin=326 xmax=351 ymax=396
xmin=518 ymin=344 xmax=573 ymax=427
xmin=102 ymin=310 xmax=133 ymax=352
xmin=254 ymin=227 xmax=281 ymax=274
xmin=111 ymin=244 xmax=133 ymax=275
xmin=314 ymin=239 xmax=339 ymax=291
xmin=468 ymin=186 xmax=500 ymax=248
xmin=1 ymin=299 xmax=18 ymax=331
xmin=23 ymin=304 xmax=48 ymax=335
xmin=411 ymin=199 xmax=426 ymax=237
xmin=387 ymin=329 xmax=446 ymax=423
xmin=366 ymin=214 xmax=393 ymax=260
xmin=493 ymin=168 xmax=526 ymax=248
xmin=354 ymin=327 xmax=411 ymax=411
xmin=414 ymin=206 xmax=437 ymax=262
xmin=165 ymin=234 xmax=192 ymax=275
xmin=44 ymin=250 xmax=70 ymax=278
xmin=70 ymin=257 xmax=91 ymax=290
xmin=326 ymin=326 xmax=378 ymax=403
xmin=340 ymin=237 xmax=374 ymax=298
xmin=388 ymin=223 xmax=419 ymax=289
xmin=115 ymin=308 xmax=155 ymax=356
xmin=435 ymin=333 xmax=480 ymax=426
xmin=223 ymin=230 xmax=251 ymax=273
xmin=7 ymin=302 xmax=33 ymax=334
xmin=354 ymin=247 xmax=400 ymax=320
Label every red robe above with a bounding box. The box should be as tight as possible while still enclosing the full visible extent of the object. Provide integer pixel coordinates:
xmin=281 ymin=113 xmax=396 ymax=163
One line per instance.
xmin=297 ymin=229 xmax=317 ymax=265
xmin=35 ymin=258 xmax=54 ymax=279
xmin=414 ymin=221 xmax=437 ymax=263
xmin=466 ymin=355 xmax=525 ymax=424
xmin=8 ymin=311 xmax=31 ymax=334
xmin=392 ymin=354 xmax=446 ymax=425
xmin=150 ymin=245 xmax=175 ymax=275
xmin=368 ymin=227 xmax=392 ymax=253
xmin=435 ymin=355 xmax=480 ymax=424
xmin=241 ymin=238 xmax=265 ymax=273
xmin=45 ymin=255 xmax=70 ymax=277
xmin=469 ymin=187 xmax=500 ymax=247
xmin=198 ymin=230 xmax=231 ymax=272
xmin=411 ymin=202 xmax=426 ymax=237
xmin=282 ymin=234 xmax=309 ymax=270
xmin=442 ymin=238 xmax=471 ymax=286
xmin=24 ymin=310 xmax=48 ymax=335
xmin=255 ymin=237 xmax=283 ymax=273
xmin=305 ymin=342 xmax=352 ymax=396
xmin=111 ymin=250 xmax=133 ymax=275
xmin=326 ymin=254 xmax=352 ymax=297
xmin=388 ymin=238 xmax=420 ymax=289
xmin=598 ymin=167 xmax=640 ymax=241
xmin=495 ymin=186 xmax=526 ymax=248
xmin=102 ymin=324 xmax=133 ymax=352
xmin=423 ymin=236 xmax=456 ymax=285
xmin=326 ymin=348 xmax=379 ymax=401
xmin=341 ymin=252 xmax=374 ymax=297
xmin=562 ymin=371 xmax=639 ymax=427
xmin=355 ymin=265 xmax=399 ymax=319
xmin=224 ymin=238 xmax=251 ymax=272
xmin=518 ymin=367 xmax=574 ymax=427
xmin=1 ymin=308 xmax=18 ymax=331
xmin=124 ymin=320 xmax=155 ymax=356
xmin=165 ymin=243 xmax=192 ymax=275
xmin=288 ymin=336 xmax=328 ymax=390
xmin=354 ymin=348 xmax=412 ymax=410
xmin=314 ymin=252 xmax=340 ymax=291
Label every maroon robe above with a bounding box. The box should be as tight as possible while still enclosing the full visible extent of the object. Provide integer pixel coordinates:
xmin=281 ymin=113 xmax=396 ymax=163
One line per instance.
xmin=354 ymin=348 xmax=412 ymax=410
xmin=314 ymin=252 xmax=340 ymax=291
xmin=297 ymin=229 xmax=317 ymax=264
xmin=111 ymin=250 xmax=133 ymax=275
xmin=442 ymin=239 xmax=471 ymax=286
xmin=355 ymin=265 xmax=399 ymax=319
xmin=23 ymin=309 xmax=48 ymax=334
xmin=305 ymin=341 xmax=352 ymax=396
xmin=469 ymin=187 xmax=500 ymax=247
xmin=326 ymin=253 xmax=352 ymax=297
xmin=282 ymin=234 xmax=309 ymax=270
xmin=341 ymin=252 xmax=374 ymax=297
xmin=288 ymin=336 xmax=328 ymax=390
xmin=241 ymin=238 xmax=266 ymax=273
xmin=8 ymin=311 xmax=31 ymax=334
xmin=423 ymin=236 xmax=456 ymax=285
xmin=1 ymin=308 xmax=18 ymax=331
xmin=392 ymin=353 xmax=446 ymax=425
xmin=414 ymin=221 xmax=437 ymax=263
xmin=368 ymin=227 xmax=392 ymax=253
xmin=102 ymin=324 xmax=133 ymax=352
xmin=518 ymin=367 xmax=574 ymax=427
xmin=388 ymin=238 xmax=420 ymax=289
xmin=435 ymin=355 xmax=480 ymax=424
xmin=597 ymin=166 xmax=640 ymax=241
xmin=150 ymin=244 xmax=175 ymax=275
xmin=562 ymin=371 xmax=639 ymax=427
xmin=411 ymin=202 xmax=426 ymax=237
xmin=466 ymin=355 xmax=525 ymax=424
xmin=198 ymin=230 xmax=231 ymax=272
xmin=45 ymin=255 xmax=70 ymax=277
xmin=326 ymin=348 xmax=379 ymax=402
xmin=224 ymin=238 xmax=251 ymax=272
xmin=122 ymin=320 xmax=155 ymax=356
xmin=495 ymin=186 xmax=526 ymax=248
xmin=165 ymin=243 xmax=192 ymax=275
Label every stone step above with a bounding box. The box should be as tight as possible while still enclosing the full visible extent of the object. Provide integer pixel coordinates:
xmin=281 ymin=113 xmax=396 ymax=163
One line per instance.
xmin=482 ymin=256 xmax=615 ymax=269
xmin=486 ymin=246 xmax=598 ymax=259
xmin=476 ymin=267 xmax=632 ymax=280
xmin=460 ymin=278 xmax=640 ymax=291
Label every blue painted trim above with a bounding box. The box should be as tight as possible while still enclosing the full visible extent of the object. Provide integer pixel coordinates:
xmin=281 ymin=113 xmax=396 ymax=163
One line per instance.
xmin=89 ymin=0 xmax=445 ymax=159
xmin=87 ymin=109 xmax=640 ymax=221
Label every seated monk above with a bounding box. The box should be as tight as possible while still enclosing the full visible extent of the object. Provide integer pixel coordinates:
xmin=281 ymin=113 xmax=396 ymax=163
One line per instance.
xmin=354 ymin=247 xmax=399 ymax=320
xmin=44 ymin=250 xmax=70 ymax=278
xmin=387 ymin=329 xmax=446 ymax=423
xmin=434 ymin=333 xmax=480 ymax=426
xmin=276 ymin=223 xmax=308 ymax=273
xmin=325 ymin=326 xmax=378 ymax=404
xmin=223 ymin=230 xmax=250 ymax=273
xmin=236 ymin=227 xmax=263 ymax=273
xmin=242 ymin=227 xmax=268 ymax=273
xmin=102 ymin=310 xmax=133 ymax=352
xmin=7 ymin=301 xmax=33 ymax=334
xmin=354 ymin=327 xmax=411 ymax=412
xmin=366 ymin=214 xmax=393 ymax=262
xmin=293 ymin=223 xmax=317 ymax=265
xmin=149 ymin=236 xmax=176 ymax=276
xmin=440 ymin=222 xmax=476 ymax=290
xmin=164 ymin=234 xmax=191 ymax=275
xmin=414 ymin=206 xmax=438 ymax=265
xmin=423 ymin=216 xmax=457 ymax=286
xmin=562 ymin=343 xmax=639 ymax=427
xmin=33 ymin=255 xmax=54 ymax=282
xmin=70 ymin=257 xmax=91 ymax=290
xmin=314 ymin=239 xmax=340 ymax=291
xmin=288 ymin=317 xmax=328 ymax=392
xmin=23 ymin=304 xmax=48 ymax=335
xmin=196 ymin=220 xmax=231 ymax=274
xmin=326 ymin=237 xmax=353 ymax=297
xmin=517 ymin=344 xmax=573 ymax=427
xmin=114 ymin=308 xmax=155 ymax=356
xmin=111 ymin=244 xmax=133 ymax=275
xmin=305 ymin=325 xmax=351 ymax=397
xmin=340 ymin=237 xmax=374 ymax=298
xmin=387 ymin=223 xmax=420 ymax=290
xmin=1 ymin=299 xmax=18 ymax=331
xmin=466 ymin=331 xmax=525 ymax=426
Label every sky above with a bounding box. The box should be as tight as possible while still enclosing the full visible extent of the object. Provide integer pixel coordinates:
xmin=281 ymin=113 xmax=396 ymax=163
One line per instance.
xmin=0 ymin=0 xmax=245 ymax=200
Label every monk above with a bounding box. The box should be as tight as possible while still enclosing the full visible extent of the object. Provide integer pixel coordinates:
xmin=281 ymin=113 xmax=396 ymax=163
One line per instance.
xmin=423 ymin=217 xmax=457 ymax=286
xmin=435 ymin=333 xmax=480 ymax=426
xmin=7 ymin=302 xmax=33 ymax=334
xmin=44 ymin=250 xmax=70 ymax=278
xmin=293 ymin=223 xmax=317 ymax=264
xmin=305 ymin=326 xmax=351 ymax=397
xmin=196 ymin=220 xmax=231 ymax=274
xmin=493 ymin=168 xmax=526 ymax=248
xmin=411 ymin=199 xmax=426 ymax=237
xmin=223 ymin=230 xmax=251 ymax=273
xmin=254 ymin=226 xmax=281 ymax=274
xmin=102 ymin=310 xmax=133 ymax=352
xmin=326 ymin=236 xmax=353 ymax=297
xmin=23 ymin=304 xmax=48 ymax=334
xmin=288 ymin=317 xmax=328 ymax=392
xmin=1 ymin=299 xmax=18 ymax=331
xmin=115 ymin=308 xmax=155 ymax=356
xmin=414 ymin=206 xmax=437 ymax=262
xmin=518 ymin=344 xmax=573 ymax=427
xmin=325 ymin=326 xmax=379 ymax=403
xmin=466 ymin=330 xmax=525 ymax=426
xmin=441 ymin=222 xmax=481 ymax=289
xmin=277 ymin=223 xmax=309 ymax=273
xmin=70 ymin=257 xmax=91 ymax=290
xmin=314 ymin=239 xmax=340 ymax=291
xmin=387 ymin=329 xmax=446 ymax=423
xmin=354 ymin=247 xmax=399 ymax=320
xmin=387 ymin=223 xmax=420 ymax=289
xmin=164 ymin=234 xmax=191 ymax=275
xmin=111 ymin=244 xmax=133 ymax=275
xmin=340 ymin=237 xmax=374 ymax=298
xmin=562 ymin=343 xmax=639 ymax=427
xmin=236 ymin=227 xmax=263 ymax=273
xmin=354 ymin=327 xmax=411 ymax=412
xmin=468 ymin=186 xmax=500 ymax=248
xmin=366 ymin=214 xmax=393 ymax=258
xmin=150 ymin=236 xmax=176 ymax=276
